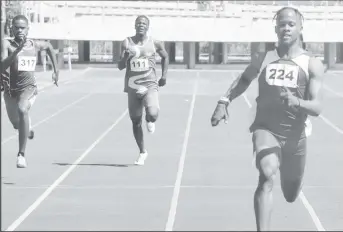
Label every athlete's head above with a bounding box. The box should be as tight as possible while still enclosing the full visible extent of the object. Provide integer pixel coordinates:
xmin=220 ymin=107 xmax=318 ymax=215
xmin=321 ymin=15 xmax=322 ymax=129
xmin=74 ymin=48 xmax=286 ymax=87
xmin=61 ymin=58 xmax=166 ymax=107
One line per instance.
xmin=135 ymin=15 xmax=149 ymax=36
xmin=274 ymin=7 xmax=303 ymax=47
xmin=11 ymin=15 xmax=29 ymax=41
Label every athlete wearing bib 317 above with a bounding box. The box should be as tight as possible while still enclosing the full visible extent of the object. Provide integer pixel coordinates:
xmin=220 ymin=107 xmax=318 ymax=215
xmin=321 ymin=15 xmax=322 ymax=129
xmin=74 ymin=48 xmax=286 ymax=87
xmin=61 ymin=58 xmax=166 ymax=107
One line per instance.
xmin=211 ymin=7 xmax=324 ymax=231
xmin=1 ymin=15 xmax=59 ymax=168
xmin=118 ymin=15 xmax=169 ymax=166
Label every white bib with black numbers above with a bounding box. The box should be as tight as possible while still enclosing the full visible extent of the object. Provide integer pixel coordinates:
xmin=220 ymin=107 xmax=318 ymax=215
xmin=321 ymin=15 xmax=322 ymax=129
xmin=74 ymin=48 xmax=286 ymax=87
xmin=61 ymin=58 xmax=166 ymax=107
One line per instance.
xmin=17 ymin=56 xmax=37 ymax=72
xmin=129 ymin=57 xmax=150 ymax=72
xmin=265 ymin=63 xmax=299 ymax=88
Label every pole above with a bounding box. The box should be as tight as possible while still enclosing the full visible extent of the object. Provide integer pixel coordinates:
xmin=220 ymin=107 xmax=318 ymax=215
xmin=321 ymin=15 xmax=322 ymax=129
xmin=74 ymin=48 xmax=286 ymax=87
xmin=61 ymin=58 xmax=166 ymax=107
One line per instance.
xmin=67 ymin=45 xmax=72 ymax=71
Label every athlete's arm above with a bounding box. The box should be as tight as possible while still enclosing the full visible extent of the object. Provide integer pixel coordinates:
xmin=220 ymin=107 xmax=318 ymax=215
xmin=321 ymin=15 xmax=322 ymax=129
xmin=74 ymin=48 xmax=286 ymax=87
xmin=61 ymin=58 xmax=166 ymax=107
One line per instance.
xmin=222 ymin=52 xmax=264 ymax=102
xmin=298 ymin=57 xmax=324 ymax=116
xmin=210 ymin=52 xmax=265 ymax=126
xmin=118 ymin=39 xmax=130 ymax=70
xmin=35 ymin=40 xmax=59 ymax=74
xmin=154 ymin=40 xmax=169 ymax=79
xmin=1 ymin=39 xmax=24 ymax=72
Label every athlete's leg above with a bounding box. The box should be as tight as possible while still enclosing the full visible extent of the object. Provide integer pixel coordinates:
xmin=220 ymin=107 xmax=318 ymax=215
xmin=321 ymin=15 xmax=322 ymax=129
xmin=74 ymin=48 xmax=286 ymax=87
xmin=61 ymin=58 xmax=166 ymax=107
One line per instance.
xmin=4 ymin=90 xmax=35 ymax=139
xmin=144 ymin=89 xmax=159 ymax=122
xmin=143 ymin=89 xmax=159 ymax=133
xmin=17 ymin=86 xmax=37 ymax=155
xmin=280 ymin=135 xmax=307 ymax=203
xmin=253 ymin=129 xmax=281 ymax=231
xmin=128 ymin=91 xmax=145 ymax=154
xmin=4 ymin=91 xmax=20 ymax=129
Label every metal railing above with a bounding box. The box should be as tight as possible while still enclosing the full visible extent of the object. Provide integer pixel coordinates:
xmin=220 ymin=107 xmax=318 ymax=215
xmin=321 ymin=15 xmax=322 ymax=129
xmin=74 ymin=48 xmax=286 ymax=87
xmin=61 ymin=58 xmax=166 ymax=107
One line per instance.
xmin=5 ymin=1 xmax=343 ymax=41
xmin=33 ymin=1 xmax=343 ymax=22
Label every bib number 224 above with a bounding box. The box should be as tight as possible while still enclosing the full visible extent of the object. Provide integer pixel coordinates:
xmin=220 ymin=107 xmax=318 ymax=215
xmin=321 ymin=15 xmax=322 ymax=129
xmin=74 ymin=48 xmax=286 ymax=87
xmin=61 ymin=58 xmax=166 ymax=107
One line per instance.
xmin=266 ymin=63 xmax=299 ymax=88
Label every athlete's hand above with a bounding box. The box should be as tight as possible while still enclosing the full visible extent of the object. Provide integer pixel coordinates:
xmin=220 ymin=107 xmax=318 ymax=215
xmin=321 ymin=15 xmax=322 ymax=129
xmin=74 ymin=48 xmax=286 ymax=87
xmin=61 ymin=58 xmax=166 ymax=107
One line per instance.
xmin=52 ymin=71 xmax=59 ymax=87
xmin=158 ymin=76 xmax=166 ymax=87
xmin=125 ymin=46 xmax=139 ymax=58
xmin=211 ymin=100 xmax=230 ymax=127
xmin=15 ymin=36 xmax=26 ymax=52
xmin=280 ymin=87 xmax=300 ymax=108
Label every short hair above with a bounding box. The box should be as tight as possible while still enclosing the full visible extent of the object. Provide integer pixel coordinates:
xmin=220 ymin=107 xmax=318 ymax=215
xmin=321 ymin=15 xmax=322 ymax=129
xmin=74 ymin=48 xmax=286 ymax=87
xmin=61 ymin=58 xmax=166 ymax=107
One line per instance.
xmin=273 ymin=7 xmax=304 ymax=26
xmin=135 ymin=15 xmax=150 ymax=25
xmin=12 ymin=15 xmax=29 ymax=25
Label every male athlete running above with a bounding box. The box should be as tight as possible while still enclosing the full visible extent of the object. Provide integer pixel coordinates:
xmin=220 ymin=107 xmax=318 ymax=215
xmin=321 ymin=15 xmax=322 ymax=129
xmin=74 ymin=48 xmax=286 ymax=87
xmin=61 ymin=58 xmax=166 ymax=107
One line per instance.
xmin=1 ymin=15 xmax=59 ymax=168
xmin=211 ymin=7 xmax=324 ymax=231
xmin=118 ymin=15 xmax=169 ymax=166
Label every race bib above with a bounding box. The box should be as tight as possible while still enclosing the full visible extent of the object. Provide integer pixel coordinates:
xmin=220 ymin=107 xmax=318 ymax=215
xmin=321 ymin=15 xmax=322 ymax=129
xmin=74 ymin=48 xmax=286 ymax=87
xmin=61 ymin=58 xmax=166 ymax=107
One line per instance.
xmin=265 ymin=63 xmax=299 ymax=88
xmin=130 ymin=58 xmax=150 ymax=72
xmin=18 ymin=56 xmax=37 ymax=72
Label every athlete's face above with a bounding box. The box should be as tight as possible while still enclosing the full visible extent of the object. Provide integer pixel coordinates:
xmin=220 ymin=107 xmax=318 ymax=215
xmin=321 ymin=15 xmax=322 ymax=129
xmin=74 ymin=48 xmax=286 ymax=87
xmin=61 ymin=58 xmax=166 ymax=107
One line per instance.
xmin=12 ymin=19 xmax=29 ymax=41
xmin=135 ymin=17 xmax=149 ymax=35
xmin=275 ymin=9 xmax=302 ymax=46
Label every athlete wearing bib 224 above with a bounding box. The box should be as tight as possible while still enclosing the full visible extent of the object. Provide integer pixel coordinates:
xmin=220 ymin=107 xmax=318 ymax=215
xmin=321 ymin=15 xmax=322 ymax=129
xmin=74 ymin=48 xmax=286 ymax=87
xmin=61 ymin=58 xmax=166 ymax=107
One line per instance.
xmin=210 ymin=7 xmax=324 ymax=231
xmin=1 ymin=15 xmax=59 ymax=168
xmin=118 ymin=15 xmax=169 ymax=166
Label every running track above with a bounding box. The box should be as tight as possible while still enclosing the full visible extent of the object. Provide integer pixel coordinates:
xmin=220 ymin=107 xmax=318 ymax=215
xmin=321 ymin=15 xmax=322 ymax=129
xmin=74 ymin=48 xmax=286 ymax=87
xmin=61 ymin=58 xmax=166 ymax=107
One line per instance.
xmin=1 ymin=67 xmax=343 ymax=231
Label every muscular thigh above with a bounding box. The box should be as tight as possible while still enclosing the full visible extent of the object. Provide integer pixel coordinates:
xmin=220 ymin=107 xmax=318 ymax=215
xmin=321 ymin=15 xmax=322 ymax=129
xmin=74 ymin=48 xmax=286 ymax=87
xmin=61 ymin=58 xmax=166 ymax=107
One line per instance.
xmin=252 ymin=129 xmax=281 ymax=174
xmin=128 ymin=90 xmax=143 ymax=119
xmin=4 ymin=91 xmax=19 ymax=125
xmin=17 ymin=86 xmax=37 ymax=111
xmin=280 ymin=136 xmax=307 ymax=183
xmin=143 ymin=89 xmax=159 ymax=109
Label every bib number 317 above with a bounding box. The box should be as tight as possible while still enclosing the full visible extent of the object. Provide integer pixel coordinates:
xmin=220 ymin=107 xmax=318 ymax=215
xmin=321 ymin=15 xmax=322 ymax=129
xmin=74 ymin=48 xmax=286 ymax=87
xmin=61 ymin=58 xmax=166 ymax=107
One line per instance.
xmin=18 ymin=56 xmax=37 ymax=72
xmin=265 ymin=63 xmax=299 ymax=88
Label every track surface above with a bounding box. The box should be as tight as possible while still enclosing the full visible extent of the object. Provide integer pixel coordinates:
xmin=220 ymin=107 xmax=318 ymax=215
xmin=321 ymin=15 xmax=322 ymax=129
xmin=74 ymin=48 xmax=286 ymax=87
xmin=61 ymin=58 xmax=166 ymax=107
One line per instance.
xmin=2 ymin=68 xmax=343 ymax=231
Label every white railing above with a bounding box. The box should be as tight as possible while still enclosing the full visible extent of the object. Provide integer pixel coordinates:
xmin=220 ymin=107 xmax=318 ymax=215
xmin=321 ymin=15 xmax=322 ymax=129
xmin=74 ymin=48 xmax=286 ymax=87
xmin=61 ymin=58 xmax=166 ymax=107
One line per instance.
xmin=21 ymin=1 xmax=343 ymax=42
xmin=21 ymin=1 xmax=343 ymax=23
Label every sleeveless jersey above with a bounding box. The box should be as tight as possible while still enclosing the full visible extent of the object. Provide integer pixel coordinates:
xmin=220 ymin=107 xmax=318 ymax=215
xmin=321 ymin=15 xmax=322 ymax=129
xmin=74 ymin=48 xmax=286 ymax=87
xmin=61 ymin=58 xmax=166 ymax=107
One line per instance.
xmin=124 ymin=36 xmax=157 ymax=93
xmin=250 ymin=49 xmax=311 ymax=139
xmin=2 ymin=38 xmax=37 ymax=94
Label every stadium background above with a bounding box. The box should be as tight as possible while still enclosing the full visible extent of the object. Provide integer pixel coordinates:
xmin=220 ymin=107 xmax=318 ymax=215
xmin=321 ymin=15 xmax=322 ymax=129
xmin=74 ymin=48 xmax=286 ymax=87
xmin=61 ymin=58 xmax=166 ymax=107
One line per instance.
xmin=2 ymin=0 xmax=343 ymax=69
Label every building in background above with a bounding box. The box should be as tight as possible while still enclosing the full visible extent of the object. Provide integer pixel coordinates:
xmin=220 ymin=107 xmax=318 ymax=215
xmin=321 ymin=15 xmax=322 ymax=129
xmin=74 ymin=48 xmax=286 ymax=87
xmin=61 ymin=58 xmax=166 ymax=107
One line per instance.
xmin=4 ymin=1 xmax=343 ymax=69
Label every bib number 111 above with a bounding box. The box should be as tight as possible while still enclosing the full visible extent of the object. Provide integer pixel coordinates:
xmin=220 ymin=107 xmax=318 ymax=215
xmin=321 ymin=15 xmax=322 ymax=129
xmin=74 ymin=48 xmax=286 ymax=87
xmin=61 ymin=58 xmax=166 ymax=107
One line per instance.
xmin=130 ymin=58 xmax=149 ymax=72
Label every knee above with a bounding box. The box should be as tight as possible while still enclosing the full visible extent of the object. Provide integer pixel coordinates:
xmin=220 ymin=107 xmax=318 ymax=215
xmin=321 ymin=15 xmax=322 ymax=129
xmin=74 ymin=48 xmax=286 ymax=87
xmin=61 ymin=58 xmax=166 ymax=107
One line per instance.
xmin=257 ymin=170 xmax=277 ymax=193
xmin=18 ymin=101 xmax=29 ymax=116
xmin=146 ymin=107 xmax=159 ymax=122
xmin=256 ymin=151 xmax=280 ymax=192
xmin=131 ymin=116 xmax=142 ymax=127
xmin=281 ymin=179 xmax=303 ymax=203
xmin=284 ymin=194 xmax=297 ymax=203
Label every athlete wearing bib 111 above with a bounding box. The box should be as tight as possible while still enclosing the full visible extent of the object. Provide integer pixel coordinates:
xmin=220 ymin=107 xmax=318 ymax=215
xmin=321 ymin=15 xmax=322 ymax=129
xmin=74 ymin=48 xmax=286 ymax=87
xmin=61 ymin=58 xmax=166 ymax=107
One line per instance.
xmin=118 ymin=15 xmax=169 ymax=166
xmin=124 ymin=36 xmax=158 ymax=94
xmin=210 ymin=7 xmax=325 ymax=231
xmin=1 ymin=15 xmax=59 ymax=169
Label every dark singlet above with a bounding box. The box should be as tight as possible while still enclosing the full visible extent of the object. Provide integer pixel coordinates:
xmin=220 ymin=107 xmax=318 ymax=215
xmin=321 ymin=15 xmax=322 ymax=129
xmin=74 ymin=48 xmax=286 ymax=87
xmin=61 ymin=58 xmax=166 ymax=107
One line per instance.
xmin=2 ymin=38 xmax=37 ymax=95
xmin=124 ymin=36 xmax=158 ymax=93
xmin=250 ymin=49 xmax=311 ymax=139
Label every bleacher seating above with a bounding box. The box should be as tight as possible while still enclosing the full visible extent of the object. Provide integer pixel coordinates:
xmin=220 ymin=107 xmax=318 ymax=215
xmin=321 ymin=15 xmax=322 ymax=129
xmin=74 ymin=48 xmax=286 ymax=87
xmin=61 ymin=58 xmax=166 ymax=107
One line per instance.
xmin=232 ymin=1 xmax=343 ymax=6
xmin=19 ymin=1 xmax=343 ymax=42
xmin=35 ymin=1 xmax=343 ymax=21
